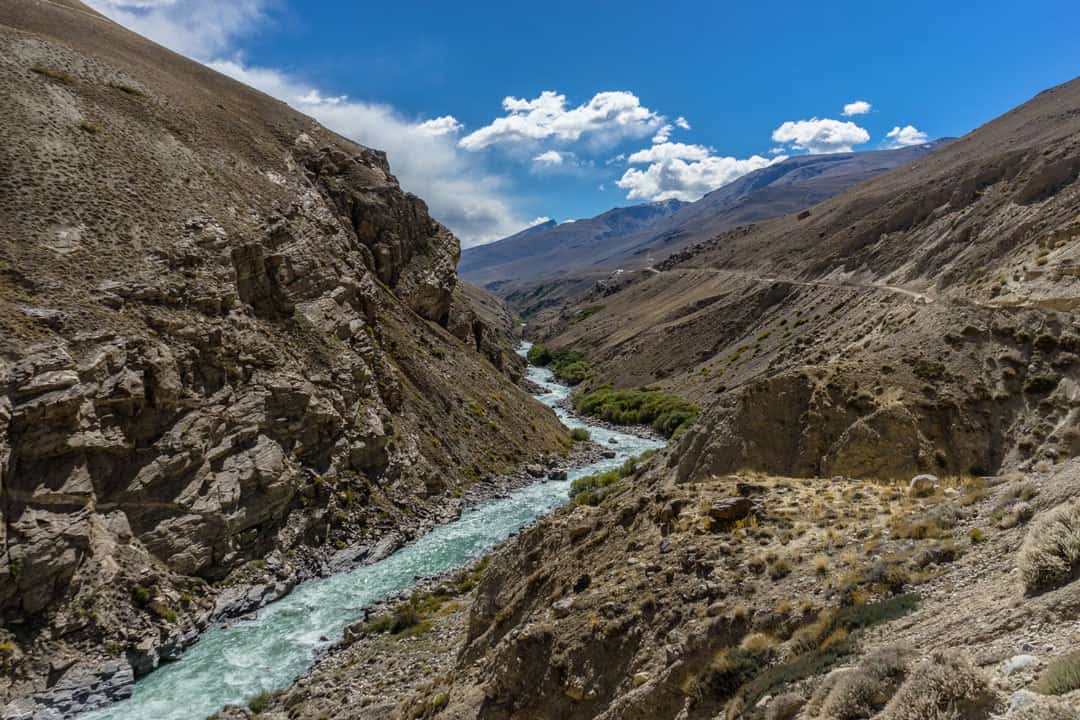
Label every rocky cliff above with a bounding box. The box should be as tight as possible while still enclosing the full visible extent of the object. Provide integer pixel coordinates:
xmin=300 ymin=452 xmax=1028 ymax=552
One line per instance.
xmin=0 ymin=1 xmax=566 ymax=714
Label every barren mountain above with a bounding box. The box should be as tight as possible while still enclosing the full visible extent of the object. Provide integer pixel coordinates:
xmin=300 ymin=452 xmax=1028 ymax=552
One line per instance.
xmin=460 ymin=199 xmax=686 ymax=287
xmin=0 ymin=1 xmax=568 ymax=715
xmin=375 ymin=78 xmax=1079 ymax=718
xmin=460 ymin=143 xmax=949 ymax=290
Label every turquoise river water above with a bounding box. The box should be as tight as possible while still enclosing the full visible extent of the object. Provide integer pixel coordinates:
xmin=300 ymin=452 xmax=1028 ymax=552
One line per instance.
xmin=82 ymin=342 xmax=664 ymax=719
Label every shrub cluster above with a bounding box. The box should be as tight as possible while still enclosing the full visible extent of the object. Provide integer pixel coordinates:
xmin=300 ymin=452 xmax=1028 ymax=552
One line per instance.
xmin=877 ymin=650 xmax=994 ymax=720
xmin=573 ymin=386 xmax=698 ymax=437
xmin=1036 ymin=649 xmax=1080 ymax=695
xmin=568 ymin=451 xmax=656 ymax=505
xmin=1017 ymin=498 xmax=1080 ymax=593
xmin=526 ymin=344 xmax=592 ymax=385
xmin=569 ymin=427 xmax=590 ymax=442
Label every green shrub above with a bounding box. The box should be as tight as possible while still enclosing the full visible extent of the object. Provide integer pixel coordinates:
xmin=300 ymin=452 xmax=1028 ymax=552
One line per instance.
xmin=153 ymin=606 xmax=178 ymax=623
xmin=131 ymin=584 xmax=152 ymax=607
xmin=1018 ymin=498 xmax=1080 ymax=593
xmin=704 ymin=647 xmax=766 ymax=698
xmin=569 ymin=427 xmax=591 ymax=442
xmin=247 ymin=690 xmax=272 ymax=714
xmin=575 ymin=305 xmax=604 ymax=322
xmin=573 ymin=386 xmax=698 ymax=437
xmin=568 ymin=451 xmax=656 ymax=505
xmin=365 ymin=603 xmax=423 ymax=635
xmin=526 ymin=343 xmax=551 ymax=365
xmin=526 ymin=344 xmax=592 ymax=384
xmin=1036 ymin=649 xmax=1080 ymax=695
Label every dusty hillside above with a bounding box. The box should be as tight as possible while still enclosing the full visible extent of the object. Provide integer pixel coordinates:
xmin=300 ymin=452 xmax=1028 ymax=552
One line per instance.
xmin=397 ymin=459 xmax=1080 ymax=720
xmin=0 ymin=1 xmax=567 ymax=715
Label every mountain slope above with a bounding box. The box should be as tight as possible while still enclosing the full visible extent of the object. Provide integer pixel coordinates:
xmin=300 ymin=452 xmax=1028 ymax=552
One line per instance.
xmin=459 ymin=199 xmax=686 ymax=286
xmin=0 ymin=2 xmax=567 ymax=715
xmin=536 ymin=76 xmax=1080 ymax=479
xmin=460 ymin=143 xmax=949 ymax=288
xmin=394 ymin=76 xmax=1080 ymax=720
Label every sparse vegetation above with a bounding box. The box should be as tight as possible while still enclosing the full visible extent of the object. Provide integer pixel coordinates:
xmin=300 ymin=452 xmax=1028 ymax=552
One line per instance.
xmin=526 ymin=344 xmax=592 ymax=384
xmin=363 ymin=603 xmax=429 ymax=637
xmin=573 ymin=386 xmax=698 ymax=437
xmin=108 ymin=81 xmax=145 ymax=96
xmin=569 ymin=427 xmax=591 ymax=442
xmin=1024 ymin=374 xmax=1060 ymax=394
xmin=131 ymin=584 xmax=152 ymax=607
xmin=877 ymin=650 xmax=994 ymax=720
xmin=30 ymin=65 xmax=72 ymax=83
xmin=0 ymin=641 xmax=16 ymax=671
xmin=1018 ymin=498 xmax=1080 ymax=593
xmin=247 ymin=690 xmax=273 ymax=714
xmin=803 ymin=644 xmax=912 ymax=720
xmin=568 ymin=451 xmax=656 ymax=505
xmin=911 ymin=359 xmax=948 ymax=382
xmin=574 ymin=305 xmax=604 ymax=322
xmin=1036 ymin=649 xmax=1080 ymax=695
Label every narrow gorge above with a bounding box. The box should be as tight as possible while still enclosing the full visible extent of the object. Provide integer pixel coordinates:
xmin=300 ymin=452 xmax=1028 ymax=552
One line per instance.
xmin=3 ymin=2 xmax=1080 ymax=720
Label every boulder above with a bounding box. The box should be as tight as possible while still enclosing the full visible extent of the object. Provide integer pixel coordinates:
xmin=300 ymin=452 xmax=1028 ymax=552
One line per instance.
xmin=909 ymin=474 xmax=939 ymax=497
xmin=707 ymin=497 xmax=753 ymax=522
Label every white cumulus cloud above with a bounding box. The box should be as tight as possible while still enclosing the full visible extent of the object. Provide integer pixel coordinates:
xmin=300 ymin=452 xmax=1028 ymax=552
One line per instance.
xmin=628 ymin=142 xmax=712 ymax=164
xmin=86 ymin=0 xmax=267 ymax=60
xmin=209 ymin=61 xmax=529 ymax=245
xmin=415 ymin=115 xmax=464 ymax=136
xmin=842 ymin=100 xmax=872 ymax=116
xmin=533 ymin=150 xmax=566 ymax=166
xmin=459 ymin=90 xmax=662 ymax=151
xmin=771 ymin=118 xmax=870 ymax=154
xmin=885 ymin=125 xmax=930 ymax=147
xmin=617 ymin=143 xmax=786 ymax=202
xmin=650 ymin=116 xmax=691 ymax=145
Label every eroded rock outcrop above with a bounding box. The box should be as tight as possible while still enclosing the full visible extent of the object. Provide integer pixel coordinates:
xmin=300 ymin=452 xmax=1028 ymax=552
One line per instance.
xmin=0 ymin=3 xmax=567 ymax=714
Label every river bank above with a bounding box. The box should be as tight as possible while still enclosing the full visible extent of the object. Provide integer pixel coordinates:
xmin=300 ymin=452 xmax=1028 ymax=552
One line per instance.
xmin=73 ymin=346 xmax=665 ymax=720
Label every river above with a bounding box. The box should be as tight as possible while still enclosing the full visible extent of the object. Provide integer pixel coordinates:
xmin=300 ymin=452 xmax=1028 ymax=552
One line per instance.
xmin=81 ymin=342 xmax=664 ymax=720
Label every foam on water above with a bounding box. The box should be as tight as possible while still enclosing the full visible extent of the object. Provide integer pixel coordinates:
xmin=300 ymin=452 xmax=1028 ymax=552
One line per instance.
xmin=82 ymin=342 xmax=664 ymax=720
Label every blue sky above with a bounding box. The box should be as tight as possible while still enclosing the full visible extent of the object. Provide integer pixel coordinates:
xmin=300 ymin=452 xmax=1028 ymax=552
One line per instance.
xmin=89 ymin=0 xmax=1080 ymax=245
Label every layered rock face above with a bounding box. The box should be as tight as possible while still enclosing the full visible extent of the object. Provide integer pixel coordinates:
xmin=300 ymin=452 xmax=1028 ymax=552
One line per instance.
xmin=0 ymin=1 xmax=565 ymax=710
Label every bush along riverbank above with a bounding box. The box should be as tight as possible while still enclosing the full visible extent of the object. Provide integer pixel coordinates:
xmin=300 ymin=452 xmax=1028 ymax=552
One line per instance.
xmin=573 ymin=385 xmax=699 ymax=438
xmin=526 ymin=343 xmax=698 ymax=438
xmin=569 ymin=450 xmax=658 ymax=506
xmin=526 ymin=343 xmax=592 ymax=385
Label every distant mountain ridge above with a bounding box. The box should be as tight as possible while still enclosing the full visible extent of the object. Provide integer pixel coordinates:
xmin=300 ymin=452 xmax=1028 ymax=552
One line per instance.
xmin=459 ymin=198 xmax=686 ymax=280
xmin=460 ymin=141 xmax=952 ymax=288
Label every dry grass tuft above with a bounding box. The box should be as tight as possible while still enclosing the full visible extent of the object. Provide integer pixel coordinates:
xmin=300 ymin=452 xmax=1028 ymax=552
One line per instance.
xmin=877 ymin=650 xmax=995 ymax=720
xmin=803 ymin=644 xmax=913 ymax=720
xmin=1017 ymin=498 xmax=1080 ymax=594
xmin=1036 ymin=649 xmax=1080 ymax=696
